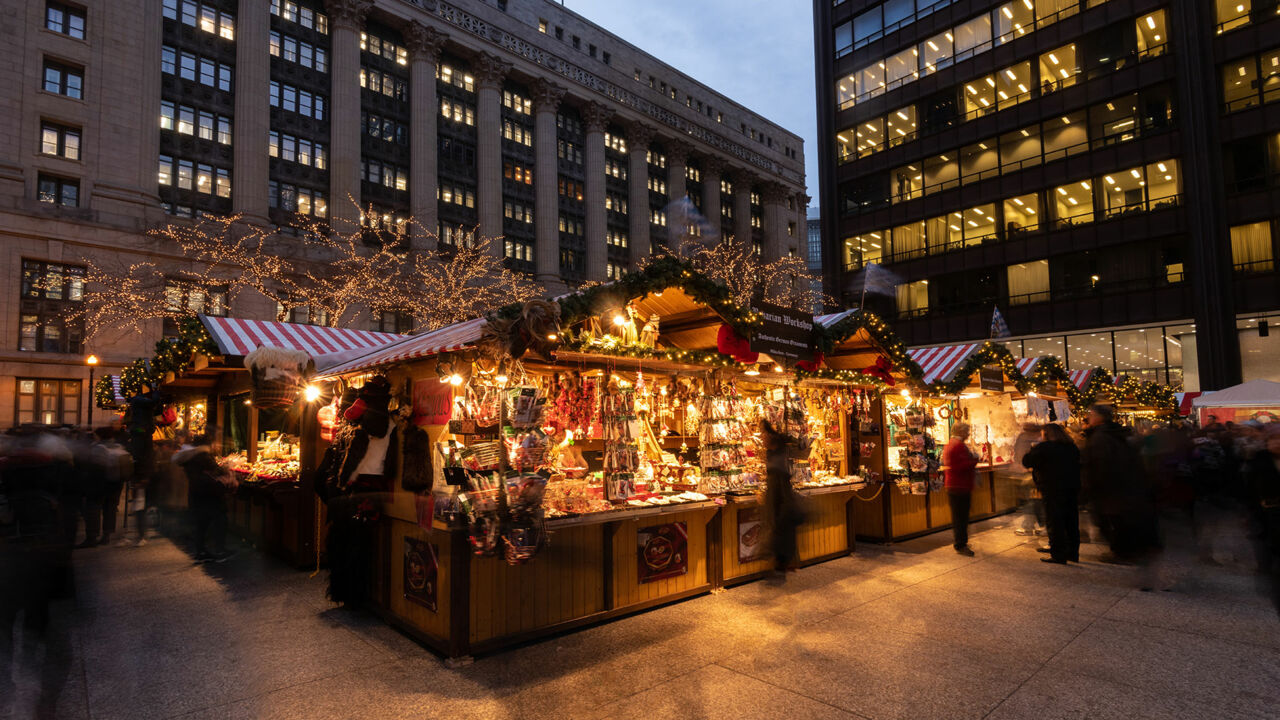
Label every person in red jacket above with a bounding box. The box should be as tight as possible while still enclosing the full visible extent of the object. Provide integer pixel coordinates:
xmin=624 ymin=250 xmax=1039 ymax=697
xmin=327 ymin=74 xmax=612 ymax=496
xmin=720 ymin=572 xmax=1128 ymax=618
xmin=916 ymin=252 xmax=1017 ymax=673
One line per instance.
xmin=944 ymin=421 xmax=979 ymax=556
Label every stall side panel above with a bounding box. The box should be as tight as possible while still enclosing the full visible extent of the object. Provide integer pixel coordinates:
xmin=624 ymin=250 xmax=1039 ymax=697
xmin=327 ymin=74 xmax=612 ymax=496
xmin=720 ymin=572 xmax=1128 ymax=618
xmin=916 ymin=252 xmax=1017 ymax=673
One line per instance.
xmin=386 ymin=517 xmax=452 ymax=645
xmin=721 ymin=502 xmax=774 ymax=581
xmin=611 ymin=507 xmax=714 ymax=611
xmin=797 ymin=491 xmax=852 ymax=561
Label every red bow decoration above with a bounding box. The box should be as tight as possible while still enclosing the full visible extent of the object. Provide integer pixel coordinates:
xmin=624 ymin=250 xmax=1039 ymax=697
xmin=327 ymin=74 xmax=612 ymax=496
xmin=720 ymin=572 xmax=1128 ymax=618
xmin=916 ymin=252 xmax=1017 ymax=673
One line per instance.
xmin=715 ymin=324 xmax=759 ymax=364
xmin=795 ymin=352 xmax=825 ymax=373
xmin=343 ymin=398 xmax=367 ymax=422
xmin=862 ymin=356 xmax=895 ymax=386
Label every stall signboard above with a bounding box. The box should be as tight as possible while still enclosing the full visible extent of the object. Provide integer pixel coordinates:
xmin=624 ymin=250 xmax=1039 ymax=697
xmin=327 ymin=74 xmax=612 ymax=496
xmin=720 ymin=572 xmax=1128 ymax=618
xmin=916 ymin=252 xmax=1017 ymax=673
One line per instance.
xmin=747 ymin=295 xmax=814 ymax=363
xmin=737 ymin=507 xmax=766 ymax=563
xmin=403 ymin=537 xmax=438 ymax=611
xmin=978 ymin=367 xmax=1004 ymax=392
xmin=413 ymin=378 xmax=453 ymax=426
xmin=637 ymin=521 xmax=688 ymax=583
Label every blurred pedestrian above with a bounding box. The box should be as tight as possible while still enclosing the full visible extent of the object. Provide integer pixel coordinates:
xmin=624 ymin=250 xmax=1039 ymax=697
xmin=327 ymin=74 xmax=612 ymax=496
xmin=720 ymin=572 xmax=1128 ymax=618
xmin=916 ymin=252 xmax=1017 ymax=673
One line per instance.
xmin=944 ymin=422 xmax=979 ymax=557
xmin=174 ymin=433 xmax=235 ymax=563
xmin=1246 ymin=428 xmax=1280 ymax=575
xmin=94 ymin=428 xmax=132 ymax=545
xmin=1082 ymin=405 xmax=1159 ymax=569
xmin=1022 ymin=423 xmax=1081 ymax=564
xmin=761 ymin=420 xmax=802 ymax=575
xmin=1011 ymin=422 xmax=1044 ymax=537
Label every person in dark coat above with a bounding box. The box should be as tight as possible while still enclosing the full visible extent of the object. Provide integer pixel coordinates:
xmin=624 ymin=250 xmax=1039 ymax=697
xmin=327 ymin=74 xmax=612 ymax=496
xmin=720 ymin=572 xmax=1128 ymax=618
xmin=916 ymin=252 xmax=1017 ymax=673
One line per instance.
xmin=1022 ymin=423 xmax=1081 ymax=564
xmin=1246 ymin=428 xmax=1280 ymax=579
xmin=760 ymin=420 xmax=801 ymax=575
xmin=1082 ymin=404 xmax=1158 ymax=563
xmin=174 ymin=433 xmax=234 ymax=562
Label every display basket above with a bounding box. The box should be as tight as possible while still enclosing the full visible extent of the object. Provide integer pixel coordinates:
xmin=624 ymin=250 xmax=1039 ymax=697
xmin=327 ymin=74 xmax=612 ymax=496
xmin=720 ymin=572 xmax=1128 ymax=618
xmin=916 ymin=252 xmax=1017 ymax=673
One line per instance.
xmin=251 ymin=379 xmax=300 ymax=409
xmin=462 ymin=441 xmax=503 ymax=470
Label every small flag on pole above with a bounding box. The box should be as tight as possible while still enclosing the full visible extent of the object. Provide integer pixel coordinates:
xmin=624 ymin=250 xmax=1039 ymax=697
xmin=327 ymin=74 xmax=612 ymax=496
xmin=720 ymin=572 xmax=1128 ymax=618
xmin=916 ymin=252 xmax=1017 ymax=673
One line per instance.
xmin=990 ymin=306 xmax=1011 ymax=338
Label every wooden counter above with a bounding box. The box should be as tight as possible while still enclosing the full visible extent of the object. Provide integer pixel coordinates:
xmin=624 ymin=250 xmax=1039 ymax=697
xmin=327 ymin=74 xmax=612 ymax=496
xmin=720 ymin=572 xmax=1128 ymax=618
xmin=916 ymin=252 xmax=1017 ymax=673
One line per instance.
xmin=720 ymin=485 xmax=861 ymax=585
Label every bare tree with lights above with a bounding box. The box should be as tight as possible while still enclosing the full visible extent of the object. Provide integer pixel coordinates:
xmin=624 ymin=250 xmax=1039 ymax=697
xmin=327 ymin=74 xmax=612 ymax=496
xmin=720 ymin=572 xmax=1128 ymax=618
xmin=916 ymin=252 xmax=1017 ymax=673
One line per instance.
xmin=658 ymin=232 xmax=827 ymax=311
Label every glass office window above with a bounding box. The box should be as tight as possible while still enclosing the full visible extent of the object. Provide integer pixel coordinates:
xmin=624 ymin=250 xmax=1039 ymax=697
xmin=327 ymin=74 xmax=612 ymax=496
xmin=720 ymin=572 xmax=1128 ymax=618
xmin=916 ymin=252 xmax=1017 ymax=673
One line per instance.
xmin=1042 ymin=111 xmax=1087 ymax=160
xmin=963 ymin=75 xmax=997 ymax=118
xmin=891 ymin=164 xmax=923 ymax=203
xmin=1262 ymin=50 xmax=1280 ymax=104
xmin=1000 ymin=126 xmax=1041 ymax=171
xmin=1230 ymin=221 xmax=1274 ymax=272
xmin=1004 ymin=192 xmax=1040 ymax=234
xmin=1091 ymin=94 xmax=1139 ymax=146
xmin=893 ymin=221 xmax=928 ymax=259
xmin=1216 ymin=0 xmax=1251 ymax=33
xmin=1146 ymin=160 xmax=1180 ymax=207
xmin=1136 ymin=10 xmax=1167 ymax=57
xmin=857 ymin=117 xmax=885 ymax=157
xmin=920 ymin=30 xmax=953 ymax=75
xmin=835 ymin=21 xmax=853 ymax=57
xmin=1025 ymin=335 xmax=1065 ymax=359
xmin=994 ymin=1 xmax=1034 ymax=43
xmin=885 ymin=46 xmax=919 ymax=87
xmin=887 ymin=105 xmax=917 ymax=146
xmin=1035 ymin=0 xmax=1075 ymax=27
xmin=883 ymin=0 xmax=914 ymax=30
xmin=1224 ymin=59 xmax=1259 ymax=111
xmin=837 ymin=74 xmax=856 ymax=108
xmin=897 ymin=279 xmax=930 ymax=316
xmin=853 ymin=7 xmax=882 ymax=44
xmin=1101 ymin=165 xmax=1146 ymax=217
xmin=1007 ymin=260 xmax=1050 ymax=305
xmin=836 ymin=128 xmax=855 ymax=161
xmin=997 ymin=60 xmax=1032 ymax=110
xmin=953 ymin=14 xmax=992 ymax=59
xmin=927 ymin=213 xmax=964 ymax=251
xmin=961 ymin=140 xmax=999 ymax=182
xmin=858 ymin=64 xmax=885 ymax=100
xmin=964 ymin=203 xmax=998 ymax=242
xmin=1054 ymin=180 xmax=1094 ymax=226
xmin=843 ymin=232 xmax=886 ymax=268
xmin=1039 ymin=43 xmax=1079 ymax=92
xmin=923 ymin=152 xmax=959 ymax=192
xmin=1114 ymin=328 xmax=1166 ymax=382
xmin=1066 ymin=332 xmax=1114 ymax=371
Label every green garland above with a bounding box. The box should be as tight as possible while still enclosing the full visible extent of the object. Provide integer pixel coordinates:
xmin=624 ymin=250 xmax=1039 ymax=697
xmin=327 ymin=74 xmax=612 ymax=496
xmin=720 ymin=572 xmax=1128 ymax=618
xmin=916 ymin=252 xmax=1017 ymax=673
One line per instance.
xmin=561 ymin=332 xmax=749 ymax=369
xmin=94 ymin=375 xmax=120 ymax=410
xmin=115 ymin=315 xmax=219 ymax=400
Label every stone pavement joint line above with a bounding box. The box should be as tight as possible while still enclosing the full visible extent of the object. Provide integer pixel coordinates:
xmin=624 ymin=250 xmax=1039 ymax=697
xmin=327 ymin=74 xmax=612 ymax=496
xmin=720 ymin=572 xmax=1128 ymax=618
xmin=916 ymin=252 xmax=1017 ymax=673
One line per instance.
xmin=8 ymin=517 xmax=1277 ymax=720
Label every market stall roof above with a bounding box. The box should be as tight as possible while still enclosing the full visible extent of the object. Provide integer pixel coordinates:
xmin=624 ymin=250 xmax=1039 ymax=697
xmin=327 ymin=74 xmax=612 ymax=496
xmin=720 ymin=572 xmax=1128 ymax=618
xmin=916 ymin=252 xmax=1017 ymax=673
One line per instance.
xmin=815 ymin=309 xmax=857 ymax=328
xmin=316 ymin=317 xmax=488 ymax=377
xmin=1068 ymin=369 xmax=1094 ymax=389
xmin=1176 ymin=391 xmax=1203 ymax=415
xmin=907 ymin=344 xmax=982 ymax=384
xmin=1191 ymin=379 xmax=1280 ymax=408
xmin=1015 ymin=357 xmax=1039 ymax=375
xmin=199 ymin=315 xmax=401 ymax=358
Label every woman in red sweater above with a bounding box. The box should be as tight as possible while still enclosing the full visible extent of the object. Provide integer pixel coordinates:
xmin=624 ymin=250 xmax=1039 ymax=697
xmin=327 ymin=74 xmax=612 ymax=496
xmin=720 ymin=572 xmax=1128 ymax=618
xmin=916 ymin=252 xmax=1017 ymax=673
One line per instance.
xmin=943 ymin=422 xmax=979 ymax=556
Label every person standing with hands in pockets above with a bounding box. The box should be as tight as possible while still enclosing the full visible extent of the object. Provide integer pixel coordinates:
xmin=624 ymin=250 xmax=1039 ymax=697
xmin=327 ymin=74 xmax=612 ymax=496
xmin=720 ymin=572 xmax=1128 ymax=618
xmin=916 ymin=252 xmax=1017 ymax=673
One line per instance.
xmin=944 ymin=422 xmax=979 ymax=556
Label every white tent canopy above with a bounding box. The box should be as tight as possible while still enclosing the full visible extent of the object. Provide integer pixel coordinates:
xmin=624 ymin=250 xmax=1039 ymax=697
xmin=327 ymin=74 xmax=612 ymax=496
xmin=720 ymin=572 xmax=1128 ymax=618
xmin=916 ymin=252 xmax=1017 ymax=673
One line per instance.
xmin=1191 ymin=379 xmax=1280 ymax=408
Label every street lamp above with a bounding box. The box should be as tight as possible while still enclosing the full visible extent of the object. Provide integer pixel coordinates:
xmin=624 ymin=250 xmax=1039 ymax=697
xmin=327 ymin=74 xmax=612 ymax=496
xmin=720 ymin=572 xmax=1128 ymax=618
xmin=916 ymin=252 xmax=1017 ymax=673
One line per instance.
xmin=86 ymin=354 xmax=99 ymax=428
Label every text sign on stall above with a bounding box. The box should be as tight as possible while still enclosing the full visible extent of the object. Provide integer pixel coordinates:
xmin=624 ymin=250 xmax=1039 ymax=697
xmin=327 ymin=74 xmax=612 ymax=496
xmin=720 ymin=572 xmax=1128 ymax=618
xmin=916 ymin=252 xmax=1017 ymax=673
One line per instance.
xmin=747 ymin=295 xmax=814 ymax=363
xmin=412 ymin=378 xmax=453 ymax=426
xmin=978 ymin=366 xmax=1004 ymax=392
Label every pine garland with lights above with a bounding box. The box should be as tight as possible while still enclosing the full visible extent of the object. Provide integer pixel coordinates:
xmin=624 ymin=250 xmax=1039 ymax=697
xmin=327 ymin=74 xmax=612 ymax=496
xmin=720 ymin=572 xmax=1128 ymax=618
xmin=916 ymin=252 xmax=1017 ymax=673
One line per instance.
xmin=563 ymin=331 xmax=750 ymax=369
xmin=94 ymin=375 xmax=120 ymax=410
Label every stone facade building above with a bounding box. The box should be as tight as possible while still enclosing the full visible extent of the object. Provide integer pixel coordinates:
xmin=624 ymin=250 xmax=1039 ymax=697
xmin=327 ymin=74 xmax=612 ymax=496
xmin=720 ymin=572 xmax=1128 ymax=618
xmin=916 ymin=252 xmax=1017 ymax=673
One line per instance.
xmin=1 ymin=0 xmax=806 ymax=427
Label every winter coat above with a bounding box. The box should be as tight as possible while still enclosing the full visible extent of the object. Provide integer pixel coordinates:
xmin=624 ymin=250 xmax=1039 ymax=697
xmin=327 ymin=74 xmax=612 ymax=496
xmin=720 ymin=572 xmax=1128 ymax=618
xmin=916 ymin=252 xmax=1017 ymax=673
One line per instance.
xmin=173 ymin=444 xmax=228 ymax=499
xmin=1246 ymin=452 xmax=1280 ymax=507
xmin=1082 ymin=422 xmax=1146 ymax=513
xmin=316 ymin=424 xmax=399 ymax=500
xmin=1021 ymin=439 xmax=1081 ymax=497
xmin=943 ymin=438 xmax=978 ymax=492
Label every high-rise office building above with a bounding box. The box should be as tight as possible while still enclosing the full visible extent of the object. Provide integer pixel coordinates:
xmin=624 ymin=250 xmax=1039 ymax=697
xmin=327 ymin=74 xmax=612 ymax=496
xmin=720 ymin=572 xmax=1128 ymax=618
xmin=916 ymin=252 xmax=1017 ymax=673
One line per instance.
xmin=1 ymin=0 xmax=806 ymax=427
xmin=813 ymin=0 xmax=1280 ymax=391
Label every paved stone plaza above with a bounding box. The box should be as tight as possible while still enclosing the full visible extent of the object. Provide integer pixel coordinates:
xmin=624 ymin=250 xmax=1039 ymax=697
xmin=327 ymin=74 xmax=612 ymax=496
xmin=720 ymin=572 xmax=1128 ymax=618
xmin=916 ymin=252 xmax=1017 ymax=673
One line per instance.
xmin=9 ymin=517 xmax=1279 ymax=720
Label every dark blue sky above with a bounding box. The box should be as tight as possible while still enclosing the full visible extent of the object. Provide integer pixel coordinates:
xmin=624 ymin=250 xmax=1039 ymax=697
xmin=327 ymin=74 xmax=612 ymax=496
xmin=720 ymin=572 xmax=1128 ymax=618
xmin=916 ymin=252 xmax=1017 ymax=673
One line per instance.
xmin=567 ymin=0 xmax=819 ymax=207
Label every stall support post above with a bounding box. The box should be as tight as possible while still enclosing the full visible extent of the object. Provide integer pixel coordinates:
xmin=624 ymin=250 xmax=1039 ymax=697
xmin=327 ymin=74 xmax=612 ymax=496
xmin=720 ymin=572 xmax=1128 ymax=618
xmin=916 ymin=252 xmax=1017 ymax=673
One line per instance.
xmin=447 ymin=527 xmax=472 ymax=661
xmin=706 ymin=510 xmax=724 ymax=590
xmin=247 ymin=406 xmax=259 ymax=464
xmin=206 ymin=393 xmax=221 ymax=450
xmin=602 ymin=521 xmax=616 ymax=611
xmin=844 ymin=496 xmax=857 ymax=554
xmin=297 ymin=392 xmax=321 ymax=565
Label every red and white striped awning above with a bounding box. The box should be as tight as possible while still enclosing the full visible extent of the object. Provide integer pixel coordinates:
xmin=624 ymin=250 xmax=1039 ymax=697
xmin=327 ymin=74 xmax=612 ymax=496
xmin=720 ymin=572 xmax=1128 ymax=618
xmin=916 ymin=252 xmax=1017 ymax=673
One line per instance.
xmin=1014 ymin=357 xmax=1039 ymax=375
xmin=199 ymin=315 xmax=402 ymax=358
xmin=907 ymin=344 xmax=981 ymax=384
xmin=109 ymin=375 xmax=125 ymax=404
xmin=317 ymin=317 xmax=488 ymax=377
xmin=815 ymin=309 xmax=857 ymax=328
xmin=1068 ymin=369 xmax=1094 ymax=389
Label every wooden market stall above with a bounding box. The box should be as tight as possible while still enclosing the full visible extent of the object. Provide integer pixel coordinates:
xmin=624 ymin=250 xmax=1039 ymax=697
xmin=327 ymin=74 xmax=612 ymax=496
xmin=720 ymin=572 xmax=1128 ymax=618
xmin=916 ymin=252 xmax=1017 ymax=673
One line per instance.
xmin=152 ymin=315 xmax=401 ymax=566
xmin=309 ymin=261 xmax=895 ymax=658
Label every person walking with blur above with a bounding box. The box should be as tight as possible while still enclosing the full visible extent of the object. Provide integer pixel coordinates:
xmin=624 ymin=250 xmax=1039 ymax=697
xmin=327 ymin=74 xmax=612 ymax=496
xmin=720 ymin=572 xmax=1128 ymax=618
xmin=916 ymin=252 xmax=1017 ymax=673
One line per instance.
xmin=760 ymin=420 xmax=802 ymax=575
xmin=174 ymin=433 xmax=235 ymax=563
xmin=944 ymin=422 xmax=979 ymax=557
xmin=1022 ymin=423 xmax=1081 ymax=564
xmin=1246 ymin=427 xmax=1280 ymax=580
xmin=1082 ymin=405 xmax=1158 ymax=567
xmin=95 ymin=429 xmax=132 ymax=546
xmin=1011 ymin=422 xmax=1044 ymax=537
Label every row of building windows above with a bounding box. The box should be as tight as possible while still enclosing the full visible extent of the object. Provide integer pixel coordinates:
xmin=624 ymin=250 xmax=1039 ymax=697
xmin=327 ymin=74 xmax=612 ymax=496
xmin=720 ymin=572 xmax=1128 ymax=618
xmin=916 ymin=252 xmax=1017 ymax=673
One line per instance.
xmin=1222 ymin=46 xmax=1280 ymax=112
xmin=439 ymin=183 xmax=475 ymax=208
xmin=606 ymin=262 xmax=627 ymax=280
xmin=647 ymin=176 xmax=667 ymax=194
xmin=647 ymin=150 xmax=667 ymax=169
xmin=1216 ymin=0 xmax=1280 ymax=34
xmin=605 ymin=159 xmax=626 ymax=180
xmin=504 ymin=201 xmax=533 ymax=224
xmin=606 ymin=230 xmax=628 ymax=248
xmin=269 ymin=81 xmax=326 ymax=120
xmin=558 ymin=139 xmax=583 ymax=165
xmin=882 ymin=99 xmax=1165 ymax=205
xmin=161 ymin=101 xmax=232 ymax=145
xmin=502 ymin=90 xmax=532 ymax=115
xmin=162 ymin=0 xmax=234 ymax=41
xmin=834 ymin=1 xmax=1169 ymax=110
xmin=40 ymin=122 xmax=80 ymax=160
xmin=503 ymin=119 xmax=532 ymax=146
xmin=360 ymin=68 xmax=407 ymax=101
xmin=158 ymin=155 xmax=231 ymax=197
xmin=268 ymin=180 xmax=326 ymax=216
xmin=558 ymin=216 xmax=584 ymax=235
xmin=844 ymin=159 xmax=1182 ymax=269
xmin=270 ymin=0 xmax=328 ymax=34
xmin=162 ymin=46 xmax=234 ymax=93
xmin=505 ymin=162 xmax=533 ymax=185
xmin=362 ymin=112 xmax=408 ymax=145
xmin=269 ymin=131 xmax=325 ymax=168
xmin=271 ymin=30 xmax=328 ymax=73
xmin=42 ymin=60 xmax=82 ymax=99
xmin=559 ymin=178 xmax=584 ymax=202
xmin=361 ymin=159 xmax=407 ymax=190
xmin=360 ymin=32 xmax=408 ymax=66
xmin=441 ymin=98 xmax=475 ymax=126
xmin=606 ymin=194 xmax=627 ymax=214
xmin=604 ymin=132 xmax=628 ymax=153
xmin=438 ymin=64 xmax=474 ymax=93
